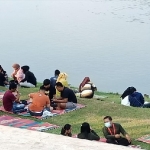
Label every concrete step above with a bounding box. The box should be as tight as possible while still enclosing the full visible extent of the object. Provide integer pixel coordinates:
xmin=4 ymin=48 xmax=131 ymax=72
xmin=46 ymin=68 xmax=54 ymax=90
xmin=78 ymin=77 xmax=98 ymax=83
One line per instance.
xmin=0 ymin=125 xmax=139 ymax=150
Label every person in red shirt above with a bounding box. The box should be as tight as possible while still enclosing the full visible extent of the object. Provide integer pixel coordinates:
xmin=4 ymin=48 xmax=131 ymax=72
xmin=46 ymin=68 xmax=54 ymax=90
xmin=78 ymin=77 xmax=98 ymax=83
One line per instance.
xmin=3 ymin=82 xmax=25 ymax=113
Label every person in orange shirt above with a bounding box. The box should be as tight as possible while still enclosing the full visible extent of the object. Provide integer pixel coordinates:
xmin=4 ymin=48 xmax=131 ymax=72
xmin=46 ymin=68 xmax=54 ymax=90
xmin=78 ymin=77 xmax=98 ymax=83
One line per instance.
xmin=28 ymin=86 xmax=51 ymax=116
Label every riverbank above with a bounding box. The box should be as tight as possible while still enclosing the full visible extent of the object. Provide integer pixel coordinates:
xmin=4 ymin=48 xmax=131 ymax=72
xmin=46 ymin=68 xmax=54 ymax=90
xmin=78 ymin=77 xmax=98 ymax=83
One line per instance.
xmin=0 ymin=84 xmax=150 ymax=150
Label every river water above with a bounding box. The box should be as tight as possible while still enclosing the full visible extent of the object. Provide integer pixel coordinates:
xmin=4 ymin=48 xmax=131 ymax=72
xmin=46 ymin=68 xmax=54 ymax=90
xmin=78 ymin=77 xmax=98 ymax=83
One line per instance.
xmin=0 ymin=0 xmax=150 ymax=94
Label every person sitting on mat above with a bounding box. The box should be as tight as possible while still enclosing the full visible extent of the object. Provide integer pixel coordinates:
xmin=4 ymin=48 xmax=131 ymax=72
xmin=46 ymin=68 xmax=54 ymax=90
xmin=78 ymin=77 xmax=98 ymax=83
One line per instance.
xmin=61 ymin=124 xmax=72 ymax=137
xmin=3 ymin=82 xmax=25 ymax=113
xmin=20 ymin=65 xmax=37 ymax=88
xmin=77 ymin=122 xmax=100 ymax=141
xmin=50 ymin=69 xmax=60 ymax=88
xmin=43 ymin=79 xmax=56 ymax=108
xmin=79 ymin=82 xmax=97 ymax=98
xmin=28 ymin=86 xmax=52 ymax=116
xmin=102 ymin=116 xmax=131 ymax=146
xmin=79 ymin=77 xmax=90 ymax=93
xmin=11 ymin=63 xmax=25 ymax=84
xmin=76 ymin=77 xmax=97 ymax=98
xmin=53 ymin=82 xmax=77 ymax=110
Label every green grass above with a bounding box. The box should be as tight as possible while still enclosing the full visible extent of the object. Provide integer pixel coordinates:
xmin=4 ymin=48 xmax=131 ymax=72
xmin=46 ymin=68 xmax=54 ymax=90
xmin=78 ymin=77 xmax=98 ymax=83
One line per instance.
xmin=0 ymin=85 xmax=150 ymax=149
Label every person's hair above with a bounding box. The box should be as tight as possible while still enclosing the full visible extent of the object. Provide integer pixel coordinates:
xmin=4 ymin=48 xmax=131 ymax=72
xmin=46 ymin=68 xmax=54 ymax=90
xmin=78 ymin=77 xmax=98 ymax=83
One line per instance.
xmin=0 ymin=65 xmax=4 ymax=72
xmin=0 ymin=66 xmax=2 ymax=72
xmin=9 ymin=82 xmax=17 ymax=90
xmin=21 ymin=65 xmax=29 ymax=73
xmin=57 ymin=73 xmax=68 ymax=82
xmin=120 ymin=86 xmax=136 ymax=99
xmin=43 ymin=79 xmax=50 ymax=86
xmin=81 ymin=122 xmax=90 ymax=133
xmin=130 ymin=87 xmax=136 ymax=94
xmin=103 ymin=116 xmax=112 ymax=121
xmin=12 ymin=64 xmax=20 ymax=69
xmin=0 ymin=65 xmax=7 ymax=75
xmin=80 ymin=122 xmax=91 ymax=139
xmin=40 ymin=86 xmax=45 ymax=91
xmin=56 ymin=82 xmax=63 ymax=87
xmin=55 ymin=70 xmax=60 ymax=76
xmin=61 ymin=124 xmax=71 ymax=136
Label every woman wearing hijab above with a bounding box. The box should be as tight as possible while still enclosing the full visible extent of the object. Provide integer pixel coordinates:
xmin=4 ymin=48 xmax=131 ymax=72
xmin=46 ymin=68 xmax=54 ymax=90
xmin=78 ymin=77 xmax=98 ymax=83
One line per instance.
xmin=77 ymin=122 xmax=100 ymax=141
xmin=56 ymin=72 xmax=69 ymax=97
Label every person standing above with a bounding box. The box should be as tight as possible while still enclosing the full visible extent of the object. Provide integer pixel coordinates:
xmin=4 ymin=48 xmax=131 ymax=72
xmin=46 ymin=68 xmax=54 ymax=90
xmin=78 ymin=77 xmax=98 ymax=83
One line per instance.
xmin=102 ymin=116 xmax=131 ymax=146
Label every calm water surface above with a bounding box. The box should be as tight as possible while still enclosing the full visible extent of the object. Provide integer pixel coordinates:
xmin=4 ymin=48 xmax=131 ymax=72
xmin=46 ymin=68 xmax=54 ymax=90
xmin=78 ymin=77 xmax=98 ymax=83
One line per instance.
xmin=0 ymin=0 xmax=150 ymax=94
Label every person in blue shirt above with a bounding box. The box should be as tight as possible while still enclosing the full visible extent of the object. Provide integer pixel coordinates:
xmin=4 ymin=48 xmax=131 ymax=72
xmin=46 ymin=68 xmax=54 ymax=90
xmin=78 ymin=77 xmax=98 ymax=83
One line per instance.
xmin=129 ymin=89 xmax=150 ymax=108
xmin=50 ymin=70 xmax=60 ymax=88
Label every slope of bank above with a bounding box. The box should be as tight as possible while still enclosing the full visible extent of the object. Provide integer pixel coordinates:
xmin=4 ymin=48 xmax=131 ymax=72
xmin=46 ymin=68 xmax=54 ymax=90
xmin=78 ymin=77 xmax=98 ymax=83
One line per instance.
xmin=0 ymin=84 xmax=150 ymax=150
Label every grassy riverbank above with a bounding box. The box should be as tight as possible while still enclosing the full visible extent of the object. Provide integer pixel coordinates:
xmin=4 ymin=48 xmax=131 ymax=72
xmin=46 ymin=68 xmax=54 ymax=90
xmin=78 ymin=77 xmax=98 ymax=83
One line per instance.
xmin=0 ymin=85 xmax=150 ymax=150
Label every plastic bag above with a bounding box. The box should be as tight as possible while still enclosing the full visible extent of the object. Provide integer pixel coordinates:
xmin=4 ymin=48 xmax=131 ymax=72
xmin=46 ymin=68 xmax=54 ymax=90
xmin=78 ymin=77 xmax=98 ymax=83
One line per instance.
xmin=121 ymin=96 xmax=130 ymax=106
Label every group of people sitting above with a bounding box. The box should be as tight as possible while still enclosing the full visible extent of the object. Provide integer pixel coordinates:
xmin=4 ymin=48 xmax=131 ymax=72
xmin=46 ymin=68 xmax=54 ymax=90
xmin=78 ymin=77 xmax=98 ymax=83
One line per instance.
xmin=1 ymin=64 xmax=78 ymax=115
xmin=2 ymin=79 xmax=77 ymax=115
xmin=0 ymin=64 xmax=98 ymax=116
xmin=0 ymin=64 xmax=145 ymax=147
xmin=0 ymin=64 xmax=37 ymax=88
xmin=1 ymin=64 xmax=97 ymax=98
xmin=61 ymin=116 xmax=131 ymax=146
xmin=121 ymin=86 xmax=150 ymax=108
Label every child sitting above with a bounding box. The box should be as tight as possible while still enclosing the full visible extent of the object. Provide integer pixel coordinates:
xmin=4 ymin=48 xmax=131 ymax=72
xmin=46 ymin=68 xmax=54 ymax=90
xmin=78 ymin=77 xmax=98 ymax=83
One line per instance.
xmin=61 ymin=124 xmax=72 ymax=137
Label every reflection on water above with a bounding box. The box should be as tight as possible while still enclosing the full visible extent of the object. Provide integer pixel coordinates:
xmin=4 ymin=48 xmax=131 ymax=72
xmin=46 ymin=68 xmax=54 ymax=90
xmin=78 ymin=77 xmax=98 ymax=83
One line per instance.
xmin=0 ymin=0 xmax=150 ymax=94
